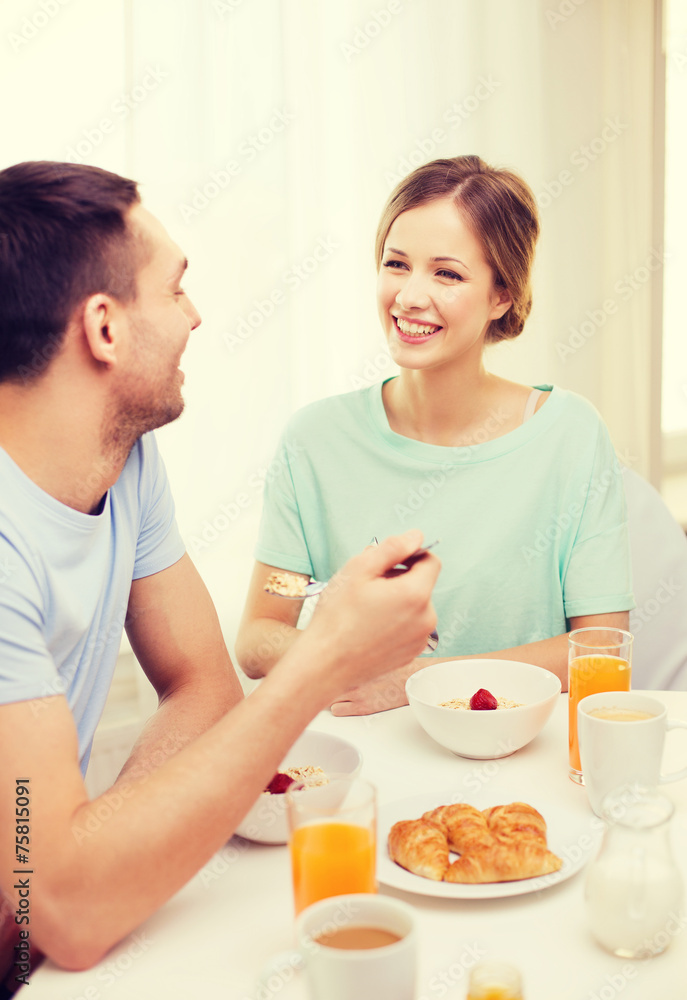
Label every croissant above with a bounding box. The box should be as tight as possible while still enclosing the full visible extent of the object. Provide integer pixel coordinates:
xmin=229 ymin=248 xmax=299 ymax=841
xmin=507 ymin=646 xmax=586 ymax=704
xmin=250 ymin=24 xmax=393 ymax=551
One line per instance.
xmin=422 ymin=804 xmax=493 ymax=854
xmin=388 ymin=819 xmax=450 ymax=881
xmin=388 ymin=801 xmax=562 ymax=884
xmin=481 ymin=802 xmax=548 ymax=845
xmin=444 ymin=840 xmax=562 ymax=883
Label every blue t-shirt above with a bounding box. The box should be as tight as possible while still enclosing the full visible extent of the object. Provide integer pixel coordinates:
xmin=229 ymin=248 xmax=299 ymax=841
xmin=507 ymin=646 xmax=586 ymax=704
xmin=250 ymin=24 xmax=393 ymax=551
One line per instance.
xmin=0 ymin=433 xmax=185 ymax=772
xmin=255 ymin=382 xmax=634 ymax=656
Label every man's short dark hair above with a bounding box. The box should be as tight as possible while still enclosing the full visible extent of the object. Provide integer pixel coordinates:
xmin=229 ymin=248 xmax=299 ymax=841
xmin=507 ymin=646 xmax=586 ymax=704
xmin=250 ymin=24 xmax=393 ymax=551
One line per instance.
xmin=0 ymin=161 xmax=142 ymax=384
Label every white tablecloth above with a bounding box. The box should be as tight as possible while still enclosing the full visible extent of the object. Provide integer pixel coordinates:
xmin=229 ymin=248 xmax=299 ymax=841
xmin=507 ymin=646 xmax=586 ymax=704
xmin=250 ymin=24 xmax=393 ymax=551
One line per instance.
xmin=22 ymin=692 xmax=687 ymax=1000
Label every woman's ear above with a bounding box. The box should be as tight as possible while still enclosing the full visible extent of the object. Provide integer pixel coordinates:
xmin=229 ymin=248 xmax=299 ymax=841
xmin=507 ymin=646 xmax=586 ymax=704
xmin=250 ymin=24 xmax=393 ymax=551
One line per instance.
xmin=490 ymin=287 xmax=512 ymax=321
xmin=81 ymin=293 xmax=125 ymax=366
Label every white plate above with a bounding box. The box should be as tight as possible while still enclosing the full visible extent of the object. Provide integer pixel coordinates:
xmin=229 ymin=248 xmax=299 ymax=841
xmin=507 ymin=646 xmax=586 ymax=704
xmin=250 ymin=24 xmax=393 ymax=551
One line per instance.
xmin=377 ymin=789 xmax=601 ymax=900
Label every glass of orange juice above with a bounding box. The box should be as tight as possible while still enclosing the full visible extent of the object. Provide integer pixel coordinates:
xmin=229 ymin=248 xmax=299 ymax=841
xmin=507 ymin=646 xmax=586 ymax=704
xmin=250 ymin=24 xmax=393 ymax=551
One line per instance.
xmin=568 ymin=627 xmax=633 ymax=783
xmin=287 ymin=777 xmax=377 ymax=915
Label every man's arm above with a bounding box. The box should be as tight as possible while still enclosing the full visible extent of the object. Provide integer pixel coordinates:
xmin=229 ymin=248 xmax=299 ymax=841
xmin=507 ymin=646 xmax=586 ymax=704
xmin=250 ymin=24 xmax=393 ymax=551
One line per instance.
xmin=116 ymin=554 xmax=243 ymax=784
xmin=235 ymin=561 xmax=303 ymax=679
xmin=330 ymin=611 xmax=631 ymax=716
xmin=0 ymin=532 xmax=439 ymax=970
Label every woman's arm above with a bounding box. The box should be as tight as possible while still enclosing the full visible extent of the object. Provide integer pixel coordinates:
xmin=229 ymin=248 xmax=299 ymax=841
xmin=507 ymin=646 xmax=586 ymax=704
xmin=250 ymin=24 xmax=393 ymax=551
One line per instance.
xmin=330 ymin=610 xmax=631 ymax=715
xmin=235 ymin=561 xmax=304 ymax=678
xmin=457 ymin=610 xmax=630 ymax=689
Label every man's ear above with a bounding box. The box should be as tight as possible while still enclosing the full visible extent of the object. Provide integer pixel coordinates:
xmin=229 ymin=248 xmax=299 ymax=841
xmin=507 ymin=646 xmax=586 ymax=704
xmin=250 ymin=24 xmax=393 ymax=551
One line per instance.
xmin=81 ymin=293 xmax=126 ymax=366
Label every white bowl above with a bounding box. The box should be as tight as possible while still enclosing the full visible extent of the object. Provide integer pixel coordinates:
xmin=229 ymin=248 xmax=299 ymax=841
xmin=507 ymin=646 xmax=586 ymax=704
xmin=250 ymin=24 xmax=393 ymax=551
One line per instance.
xmin=406 ymin=659 xmax=561 ymax=759
xmin=234 ymin=729 xmax=363 ymax=844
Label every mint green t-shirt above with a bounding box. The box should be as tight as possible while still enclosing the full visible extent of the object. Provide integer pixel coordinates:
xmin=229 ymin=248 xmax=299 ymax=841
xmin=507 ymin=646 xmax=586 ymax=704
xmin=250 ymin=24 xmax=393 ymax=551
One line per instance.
xmin=255 ymin=382 xmax=634 ymax=656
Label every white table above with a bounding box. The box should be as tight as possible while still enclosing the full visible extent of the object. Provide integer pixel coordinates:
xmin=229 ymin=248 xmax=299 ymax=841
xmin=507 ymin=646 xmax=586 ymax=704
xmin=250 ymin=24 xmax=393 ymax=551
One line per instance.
xmin=23 ymin=692 xmax=687 ymax=1000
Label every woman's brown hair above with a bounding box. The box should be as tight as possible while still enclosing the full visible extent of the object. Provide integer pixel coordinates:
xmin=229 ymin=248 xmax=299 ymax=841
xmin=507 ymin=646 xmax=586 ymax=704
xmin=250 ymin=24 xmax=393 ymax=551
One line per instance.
xmin=375 ymin=155 xmax=540 ymax=343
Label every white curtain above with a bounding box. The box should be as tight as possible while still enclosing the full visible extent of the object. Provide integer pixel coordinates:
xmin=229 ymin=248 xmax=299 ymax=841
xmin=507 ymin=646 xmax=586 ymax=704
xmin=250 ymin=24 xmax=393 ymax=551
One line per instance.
xmin=0 ymin=0 xmax=660 ymax=647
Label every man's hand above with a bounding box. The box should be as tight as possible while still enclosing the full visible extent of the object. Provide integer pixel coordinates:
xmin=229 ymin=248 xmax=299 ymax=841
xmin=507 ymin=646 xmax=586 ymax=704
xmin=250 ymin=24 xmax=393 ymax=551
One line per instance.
xmin=292 ymin=530 xmax=440 ymax=704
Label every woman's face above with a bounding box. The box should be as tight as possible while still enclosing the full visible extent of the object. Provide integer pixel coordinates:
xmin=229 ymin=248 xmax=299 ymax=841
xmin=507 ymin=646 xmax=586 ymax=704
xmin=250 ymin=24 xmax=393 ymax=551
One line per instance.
xmin=376 ymin=197 xmax=511 ymax=372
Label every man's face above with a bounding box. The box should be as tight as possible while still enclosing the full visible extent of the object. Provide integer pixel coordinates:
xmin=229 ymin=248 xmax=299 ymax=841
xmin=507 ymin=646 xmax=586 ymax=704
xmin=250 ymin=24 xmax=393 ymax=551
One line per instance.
xmin=112 ymin=204 xmax=201 ymax=437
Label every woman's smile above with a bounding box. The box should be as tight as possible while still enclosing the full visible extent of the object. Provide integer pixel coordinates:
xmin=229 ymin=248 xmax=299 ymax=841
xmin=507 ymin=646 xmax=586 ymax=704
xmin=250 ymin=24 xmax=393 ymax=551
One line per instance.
xmin=393 ymin=315 xmax=443 ymax=342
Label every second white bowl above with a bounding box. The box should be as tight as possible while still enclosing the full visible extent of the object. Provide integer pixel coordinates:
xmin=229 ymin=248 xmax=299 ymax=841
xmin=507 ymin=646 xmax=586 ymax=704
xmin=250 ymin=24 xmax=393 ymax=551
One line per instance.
xmin=235 ymin=729 xmax=363 ymax=844
xmin=406 ymin=659 xmax=561 ymax=759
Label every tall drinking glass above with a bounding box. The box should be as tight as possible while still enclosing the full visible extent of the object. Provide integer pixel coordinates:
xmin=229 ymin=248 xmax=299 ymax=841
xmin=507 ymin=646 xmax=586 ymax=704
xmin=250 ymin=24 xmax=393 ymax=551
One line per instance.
xmin=568 ymin=627 xmax=632 ymax=783
xmin=287 ymin=777 xmax=377 ymax=915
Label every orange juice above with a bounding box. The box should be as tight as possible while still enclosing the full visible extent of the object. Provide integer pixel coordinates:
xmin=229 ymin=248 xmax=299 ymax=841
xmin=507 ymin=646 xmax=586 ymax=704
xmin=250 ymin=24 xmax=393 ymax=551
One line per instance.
xmin=467 ymin=991 xmax=522 ymax=1000
xmin=568 ymin=654 xmax=631 ymax=772
xmin=290 ymin=821 xmax=376 ymax=914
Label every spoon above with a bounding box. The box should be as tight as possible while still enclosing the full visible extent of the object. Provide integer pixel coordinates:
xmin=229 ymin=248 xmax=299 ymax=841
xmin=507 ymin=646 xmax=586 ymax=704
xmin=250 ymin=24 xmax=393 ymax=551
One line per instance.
xmin=264 ymin=541 xmax=439 ymax=600
xmin=370 ymin=537 xmax=439 ymax=652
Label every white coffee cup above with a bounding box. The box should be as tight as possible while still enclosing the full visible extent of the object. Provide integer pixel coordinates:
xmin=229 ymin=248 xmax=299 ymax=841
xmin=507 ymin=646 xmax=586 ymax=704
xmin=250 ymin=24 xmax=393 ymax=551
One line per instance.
xmin=578 ymin=692 xmax=687 ymax=816
xmin=257 ymin=893 xmax=417 ymax=1000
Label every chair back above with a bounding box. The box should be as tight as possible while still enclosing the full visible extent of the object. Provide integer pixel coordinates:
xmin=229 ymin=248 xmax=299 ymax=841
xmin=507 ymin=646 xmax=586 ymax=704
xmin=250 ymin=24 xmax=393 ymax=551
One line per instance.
xmin=624 ymin=467 xmax=687 ymax=690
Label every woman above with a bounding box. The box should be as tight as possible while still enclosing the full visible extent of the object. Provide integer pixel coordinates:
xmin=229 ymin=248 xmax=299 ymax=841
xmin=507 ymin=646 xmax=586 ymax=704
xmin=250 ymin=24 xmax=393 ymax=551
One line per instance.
xmin=235 ymin=155 xmax=633 ymax=715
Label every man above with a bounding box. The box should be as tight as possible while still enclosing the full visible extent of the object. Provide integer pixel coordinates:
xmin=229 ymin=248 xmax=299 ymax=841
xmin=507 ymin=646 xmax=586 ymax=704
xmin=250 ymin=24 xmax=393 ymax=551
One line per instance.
xmin=0 ymin=161 xmax=439 ymax=979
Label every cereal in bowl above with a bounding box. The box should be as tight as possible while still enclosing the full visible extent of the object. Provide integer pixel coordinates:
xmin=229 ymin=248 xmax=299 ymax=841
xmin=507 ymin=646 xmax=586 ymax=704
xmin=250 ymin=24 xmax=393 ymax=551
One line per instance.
xmin=263 ymin=765 xmax=328 ymax=794
xmin=440 ymin=687 xmax=523 ymax=711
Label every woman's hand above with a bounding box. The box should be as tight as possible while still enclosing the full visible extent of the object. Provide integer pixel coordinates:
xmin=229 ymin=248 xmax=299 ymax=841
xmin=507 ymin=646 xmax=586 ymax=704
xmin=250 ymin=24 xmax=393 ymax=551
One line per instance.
xmin=330 ymin=659 xmax=420 ymax=716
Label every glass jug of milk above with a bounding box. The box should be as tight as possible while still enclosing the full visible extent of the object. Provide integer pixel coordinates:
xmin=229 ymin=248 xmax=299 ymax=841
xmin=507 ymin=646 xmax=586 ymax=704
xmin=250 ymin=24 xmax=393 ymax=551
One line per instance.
xmin=585 ymin=787 xmax=684 ymax=959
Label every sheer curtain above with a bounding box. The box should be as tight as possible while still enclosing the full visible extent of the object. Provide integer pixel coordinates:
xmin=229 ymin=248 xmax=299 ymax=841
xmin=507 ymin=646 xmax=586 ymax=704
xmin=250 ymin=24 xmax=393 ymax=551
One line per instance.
xmin=0 ymin=0 xmax=660 ymax=644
